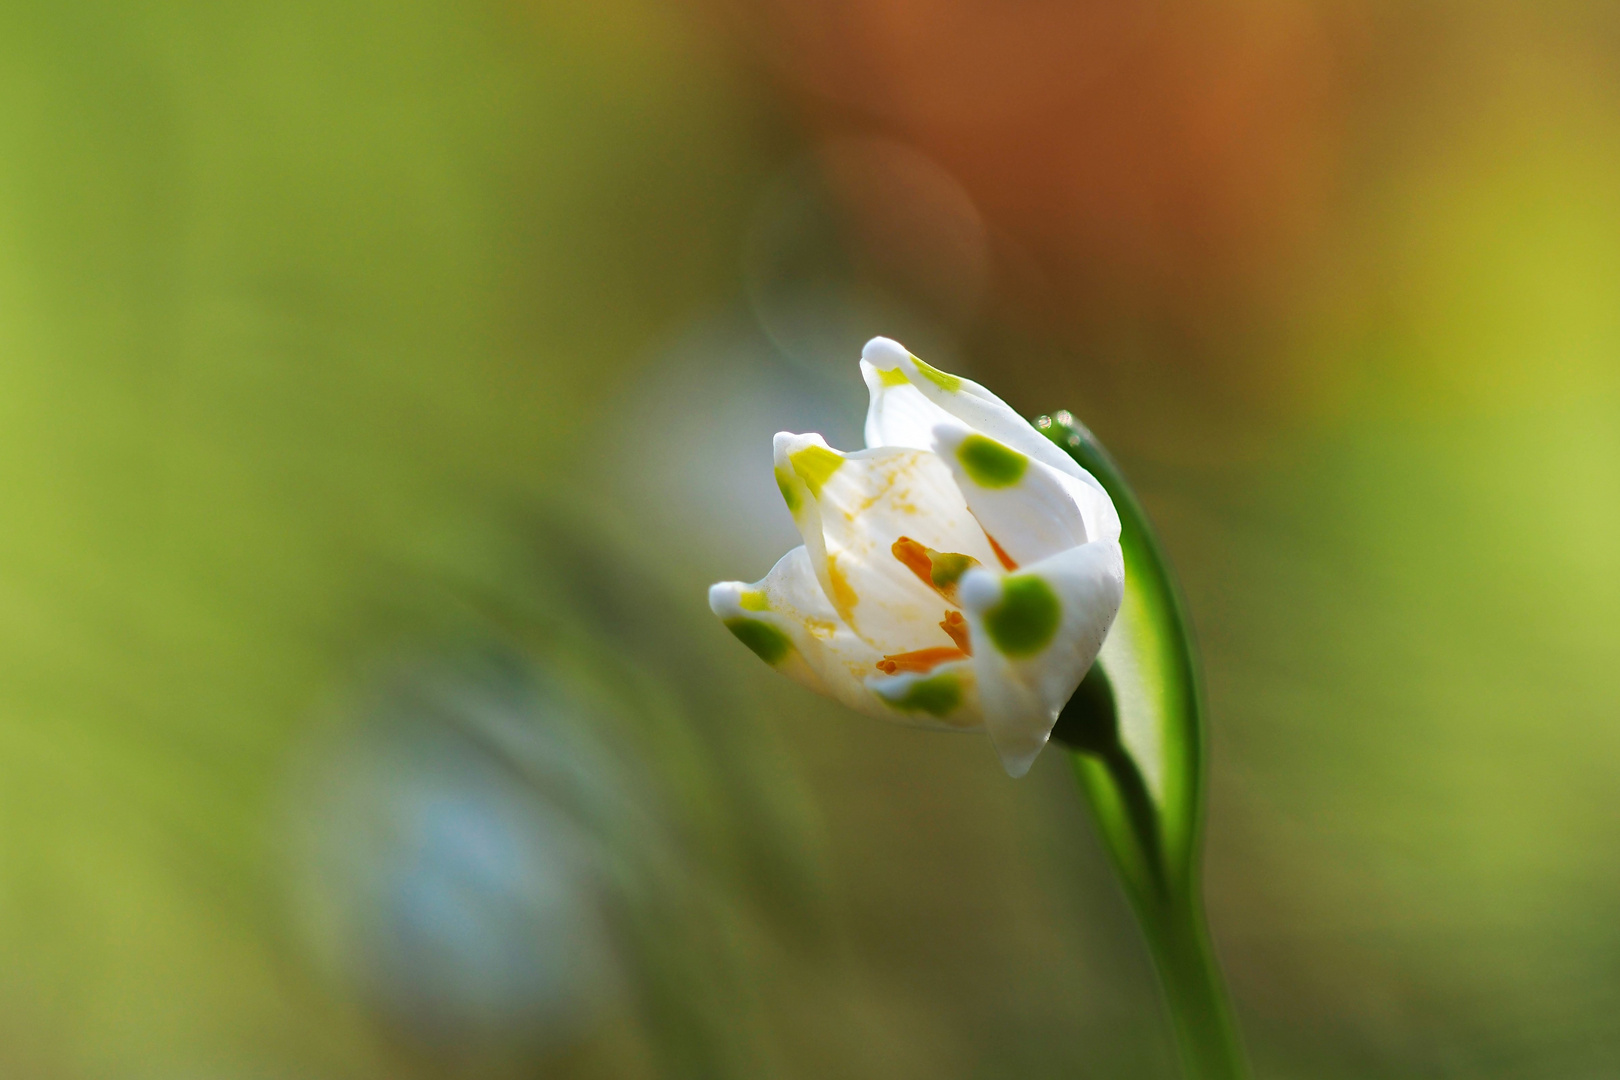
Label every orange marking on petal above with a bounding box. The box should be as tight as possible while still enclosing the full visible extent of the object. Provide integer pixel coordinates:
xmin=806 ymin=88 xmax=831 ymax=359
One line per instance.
xmin=891 ymin=535 xmax=981 ymax=605
xmin=939 ymin=610 xmax=972 ymax=654
xmin=986 ymin=533 xmax=1019 ymax=571
xmin=875 ymin=646 xmax=968 ymax=675
xmin=891 ymin=536 xmax=935 ymax=589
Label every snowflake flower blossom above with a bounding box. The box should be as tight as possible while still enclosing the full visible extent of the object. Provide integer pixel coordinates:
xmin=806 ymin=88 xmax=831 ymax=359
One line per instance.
xmin=709 ymin=337 xmax=1123 ymax=776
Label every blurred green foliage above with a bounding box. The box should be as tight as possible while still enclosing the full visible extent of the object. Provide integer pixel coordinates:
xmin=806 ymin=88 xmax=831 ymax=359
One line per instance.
xmin=0 ymin=1 xmax=786 ymax=1075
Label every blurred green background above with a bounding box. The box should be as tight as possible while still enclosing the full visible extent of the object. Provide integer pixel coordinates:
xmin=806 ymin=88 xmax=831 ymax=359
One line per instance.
xmin=2 ymin=2 xmax=1619 ymax=1077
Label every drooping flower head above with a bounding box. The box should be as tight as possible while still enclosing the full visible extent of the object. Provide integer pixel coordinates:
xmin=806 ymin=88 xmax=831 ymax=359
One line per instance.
xmin=709 ymin=338 xmax=1124 ymax=776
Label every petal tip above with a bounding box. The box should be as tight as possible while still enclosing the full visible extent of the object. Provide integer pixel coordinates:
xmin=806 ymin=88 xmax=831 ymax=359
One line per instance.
xmin=773 ymin=430 xmax=835 ymax=472
xmin=861 ymin=336 xmax=909 ymax=367
xmin=958 ymin=567 xmax=1001 ymax=612
xmin=995 ymin=742 xmax=1044 ymax=778
xmin=708 ymin=580 xmax=743 ymax=616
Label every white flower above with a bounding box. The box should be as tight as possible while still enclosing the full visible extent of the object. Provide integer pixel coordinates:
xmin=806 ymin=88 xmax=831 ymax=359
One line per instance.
xmin=708 ymin=337 xmax=1124 ymax=777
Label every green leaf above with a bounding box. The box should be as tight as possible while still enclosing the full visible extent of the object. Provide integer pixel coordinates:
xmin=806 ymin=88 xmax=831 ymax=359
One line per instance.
xmin=1039 ymin=411 xmax=1203 ymax=903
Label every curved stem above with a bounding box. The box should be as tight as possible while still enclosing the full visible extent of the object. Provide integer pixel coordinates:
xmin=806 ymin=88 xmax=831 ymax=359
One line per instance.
xmin=1072 ymin=745 xmax=1250 ymax=1080
xmin=1138 ymin=883 xmax=1249 ymax=1080
xmin=1041 ymin=411 xmax=1249 ymax=1078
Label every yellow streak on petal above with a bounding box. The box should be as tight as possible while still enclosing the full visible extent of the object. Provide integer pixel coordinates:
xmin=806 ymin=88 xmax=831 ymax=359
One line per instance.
xmin=910 ymin=354 xmax=962 ymax=393
xmin=804 ymin=617 xmax=838 ymax=640
xmin=790 ymin=444 xmax=844 ymax=496
xmin=876 ymin=366 xmax=909 ymax=386
xmin=826 ymin=555 xmax=860 ymax=618
xmin=739 ymin=590 xmax=769 ymax=612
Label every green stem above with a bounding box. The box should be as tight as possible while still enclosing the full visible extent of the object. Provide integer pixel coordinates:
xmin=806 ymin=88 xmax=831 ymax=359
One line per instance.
xmin=1039 ymin=410 xmax=1247 ymax=1077
xmin=1138 ymin=883 xmax=1249 ymax=1080
xmin=1069 ymin=744 xmax=1250 ymax=1080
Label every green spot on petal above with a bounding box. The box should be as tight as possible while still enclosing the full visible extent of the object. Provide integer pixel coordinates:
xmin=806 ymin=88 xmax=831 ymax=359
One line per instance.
xmin=957 ymin=434 xmax=1028 ymax=488
xmin=876 ymin=366 xmax=909 ymax=387
xmin=739 ymin=590 xmax=769 ymax=612
xmin=983 ymin=574 xmax=1060 ymax=657
xmin=724 ymin=617 xmax=792 ymax=665
xmin=790 ymin=444 xmax=844 ymax=496
xmin=910 ymin=355 xmax=962 ymax=393
xmin=775 ymin=465 xmax=801 ymax=513
xmin=929 ymin=551 xmax=977 ymax=590
xmin=888 ymin=671 xmax=962 ymax=717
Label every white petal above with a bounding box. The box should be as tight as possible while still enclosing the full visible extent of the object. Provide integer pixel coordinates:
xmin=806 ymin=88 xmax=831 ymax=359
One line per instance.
xmin=711 ymin=548 xmax=986 ymax=730
xmin=860 ymin=342 xmax=957 ymax=451
xmin=864 ymin=335 xmax=1110 ymax=494
xmin=957 ymin=540 xmax=1125 ymax=776
xmin=709 ymin=547 xmax=889 ymax=718
xmin=931 ymin=420 xmax=1119 ymax=565
xmin=867 ymin=658 xmax=983 ymax=731
xmin=773 ymin=431 xmax=998 ymax=655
